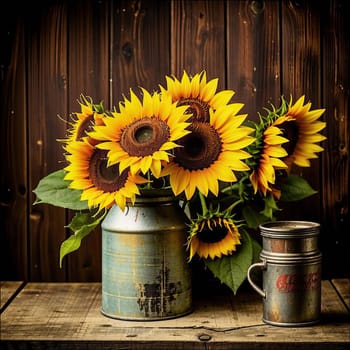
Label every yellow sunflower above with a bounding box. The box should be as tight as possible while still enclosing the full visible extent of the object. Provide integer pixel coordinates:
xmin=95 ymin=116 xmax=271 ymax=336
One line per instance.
xmin=65 ymin=94 xmax=105 ymax=145
xmin=89 ymin=88 xmax=191 ymax=178
xmin=161 ymin=105 xmax=255 ymax=200
xmin=159 ymin=70 xmax=236 ymax=122
xmin=63 ymin=139 xmax=148 ymax=212
xmin=249 ymin=116 xmax=290 ymax=196
xmin=279 ymin=95 xmax=326 ymax=168
xmin=187 ymin=214 xmax=241 ymax=260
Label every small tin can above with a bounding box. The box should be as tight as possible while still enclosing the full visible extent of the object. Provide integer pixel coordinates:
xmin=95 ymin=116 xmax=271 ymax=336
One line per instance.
xmin=247 ymin=221 xmax=322 ymax=326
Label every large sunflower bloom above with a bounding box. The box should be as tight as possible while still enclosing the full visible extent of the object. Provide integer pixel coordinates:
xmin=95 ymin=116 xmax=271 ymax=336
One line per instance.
xmin=89 ymin=88 xmax=191 ymax=178
xmin=187 ymin=213 xmax=241 ymax=260
xmin=159 ymin=70 xmax=235 ymax=122
xmin=280 ymin=95 xmax=326 ymax=168
xmin=250 ymin=116 xmax=290 ymax=196
xmin=65 ymin=94 xmax=105 ymax=145
xmin=161 ymin=105 xmax=255 ymax=200
xmin=63 ymin=140 xmax=148 ymax=212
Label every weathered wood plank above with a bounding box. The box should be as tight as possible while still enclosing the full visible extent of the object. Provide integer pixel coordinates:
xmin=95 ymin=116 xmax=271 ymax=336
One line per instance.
xmin=27 ymin=1 xmax=68 ymax=282
xmin=321 ymin=280 xmax=350 ymax=324
xmin=279 ymin=0 xmax=323 ymax=223
xmin=65 ymin=0 xmax=110 ymax=282
xmin=332 ymin=279 xmax=350 ymax=310
xmin=170 ymin=0 xmax=226 ymax=87
xmin=320 ymin=0 xmax=350 ymax=279
xmin=0 ymin=281 xmax=24 ymax=312
xmin=0 ymin=13 xmax=28 ymax=281
xmin=67 ymin=0 xmax=110 ymax=105
xmin=226 ymin=0 xmax=281 ymax=121
xmin=111 ymin=0 xmax=171 ymax=102
xmin=281 ymin=1 xmax=322 ymax=99
xmin=0 ymin=281 xmax=349 ymax=349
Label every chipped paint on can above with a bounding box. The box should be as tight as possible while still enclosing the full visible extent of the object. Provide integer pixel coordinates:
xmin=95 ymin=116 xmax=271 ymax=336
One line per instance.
xmin=101 ymin=195 xmax=193 ymax=320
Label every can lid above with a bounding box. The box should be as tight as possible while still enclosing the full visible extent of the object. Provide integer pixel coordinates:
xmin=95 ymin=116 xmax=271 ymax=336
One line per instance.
xmin=259 ymin=221 xmax=320 ymax=238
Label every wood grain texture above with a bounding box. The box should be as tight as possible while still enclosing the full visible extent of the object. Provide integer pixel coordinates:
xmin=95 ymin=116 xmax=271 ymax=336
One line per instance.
xmin=0 ymin=281 xmax=349 ymax=349
xmin=0 ymin=281 xmax=24 ymax=312
xmin=27 ymin=1 xmax=68 ymax=282
xmin=65 ymin=0 xmax=110 ymax=282
xmin=226 ymin=0 xmax=281 ymax=121
xmin=111 ymin=0 xmax=171 ymax=102
xmin=278 ymin=0 xmax=323 ymax=223
xmin=0 ymin=16 xmax=28 ymax=281
xmin=170 ymin=0 xmax=226 ymax=85
xmin=332 ymin=279 xmax=350 ymax=310
xmin=320 ymin=0 xmax=350 ymax=279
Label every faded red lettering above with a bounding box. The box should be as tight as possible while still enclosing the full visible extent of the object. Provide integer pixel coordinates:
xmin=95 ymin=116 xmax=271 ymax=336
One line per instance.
xmin=276 ymin=271 xmax=321 ymax=293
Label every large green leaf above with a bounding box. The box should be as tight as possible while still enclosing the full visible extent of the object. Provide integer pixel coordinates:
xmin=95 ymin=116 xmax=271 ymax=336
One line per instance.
xmin=204 ymin=230 xmax=253 ymax=294
xmin=33 ymin=169 xmax=89 ymax=210
xmin=242 ymin=205 xmax=269 ymax=229
xmin=59 ymin=211 xmax=105 ymax=267
xmin=280 ymin=174 xmax=317 ymax=202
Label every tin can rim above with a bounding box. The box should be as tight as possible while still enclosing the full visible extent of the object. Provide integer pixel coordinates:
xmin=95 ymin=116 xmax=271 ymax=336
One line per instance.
xmin=260 ymin=250 xmax=322 ymax=263
xmin=259 ymin=220 xmax=320 ymax=236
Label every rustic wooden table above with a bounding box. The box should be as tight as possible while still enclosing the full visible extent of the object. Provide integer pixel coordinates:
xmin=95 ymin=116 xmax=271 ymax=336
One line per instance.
xmin=1 ymin=279 xmax=349 ymax=349
xmin=0 ymin=281 xmax=24 ymax=313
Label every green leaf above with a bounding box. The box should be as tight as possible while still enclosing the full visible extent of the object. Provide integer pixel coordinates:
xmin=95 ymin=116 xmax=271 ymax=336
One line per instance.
xmin=260 ymin=194 xmax=280 ymax=219
xmin=204 ymin=230 xmax=253 ymax=294
xmin=280 ymin=174 xmax=317 ymax=202
xmin=33 ymin=169 xmax=89 ymax=210
xmin=242 ymin=205 xmax=269 ymax=229
xmin=59 ymin=211 xmax=105 ymax=267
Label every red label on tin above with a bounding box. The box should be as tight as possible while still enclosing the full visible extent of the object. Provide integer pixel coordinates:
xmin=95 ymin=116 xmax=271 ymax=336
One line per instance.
xmin=276 ymin=271 xmax=321 ymax=292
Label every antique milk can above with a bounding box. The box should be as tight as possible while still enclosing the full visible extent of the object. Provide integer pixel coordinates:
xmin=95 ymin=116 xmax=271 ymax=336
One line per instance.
xmin=247 ymin=221 xmax=322 ymax=326
xmin=101 ymin=194 xmax=192 ymax=320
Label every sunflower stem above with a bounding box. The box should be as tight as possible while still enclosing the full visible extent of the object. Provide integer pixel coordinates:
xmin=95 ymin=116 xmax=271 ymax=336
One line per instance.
xmin=225 ymin=199 xmax=244 ymax=214
xmin=198 ymin=192 xmax=208 ymax=216
xmin=145 ymin=171 xmax=152 ymax=189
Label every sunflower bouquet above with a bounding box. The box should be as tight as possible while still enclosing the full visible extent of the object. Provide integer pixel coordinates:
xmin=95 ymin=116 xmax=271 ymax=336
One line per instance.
xmin=33 ymin=70 xmax=326 ymax=293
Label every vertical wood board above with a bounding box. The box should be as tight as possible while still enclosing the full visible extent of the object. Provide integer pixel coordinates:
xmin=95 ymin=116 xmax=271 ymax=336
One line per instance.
xmin=111 ymin=0 xmax=171 ymax=102
xmin=226 ymin=0 xmax=281 ymax=120
xmin=27 ymin=1 xmax=69 ymax=282
xmin=0 ymin=20 xmax=28 ymax=281
xmin=170 ymin=0 xmax=226 ymax=86
xmin=65 ymin=0 xmax=110 ymax=282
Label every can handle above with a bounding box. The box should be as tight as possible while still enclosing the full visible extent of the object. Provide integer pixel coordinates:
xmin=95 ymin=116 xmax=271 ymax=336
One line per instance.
xmin=247 ymin=259 xmax=267 ymax=298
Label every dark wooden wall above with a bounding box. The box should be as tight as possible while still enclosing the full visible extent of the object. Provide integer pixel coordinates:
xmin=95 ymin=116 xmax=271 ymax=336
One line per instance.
xmin=1 ymin=0 xmax=349 ymax=282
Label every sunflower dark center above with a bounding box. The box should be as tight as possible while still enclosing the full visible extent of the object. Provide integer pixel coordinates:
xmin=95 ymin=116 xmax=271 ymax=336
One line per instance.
xmin=280 ymin=120 xmax=299 ymax=156
xmin=120 ymin=117 xmax=170 ymax=157
xmin=174 ymin=121 xmax=221 ymax=170
xmin=76 ymin=114 xmax=95 ymax=141
xmin=89 ymin=149 xmax=128 ymax=192
xmin=197 ymin=220 xmax=228 ymax=243
xmin=177 ymin=98 xmax=210 ymax=122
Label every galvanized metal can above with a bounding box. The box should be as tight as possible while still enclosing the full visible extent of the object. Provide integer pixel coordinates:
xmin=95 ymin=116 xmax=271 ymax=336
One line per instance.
xmin=101 ymin=194 xmax=193 ymax=320
xmin=247 ymin=221 xmax=322 ymax=326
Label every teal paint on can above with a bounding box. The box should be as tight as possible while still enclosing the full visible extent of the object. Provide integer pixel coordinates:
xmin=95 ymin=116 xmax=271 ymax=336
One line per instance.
xmin=101 ymin=195 xmax=193 ymax=320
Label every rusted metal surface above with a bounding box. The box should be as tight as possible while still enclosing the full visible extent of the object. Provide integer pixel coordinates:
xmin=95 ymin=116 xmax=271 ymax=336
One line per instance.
xmin=247 ymin=221 xmax=322 ymax=326
xmin=101 ymin=195 xmax=192 ymax=320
